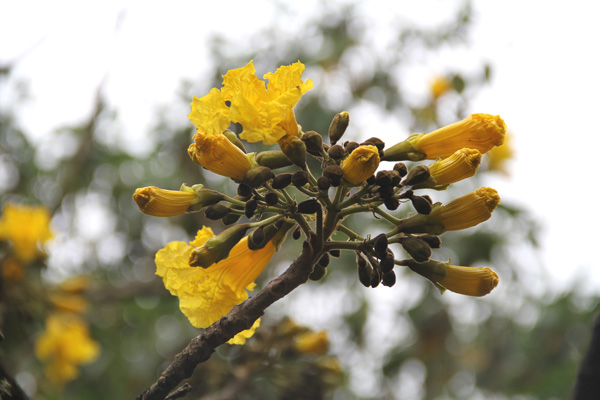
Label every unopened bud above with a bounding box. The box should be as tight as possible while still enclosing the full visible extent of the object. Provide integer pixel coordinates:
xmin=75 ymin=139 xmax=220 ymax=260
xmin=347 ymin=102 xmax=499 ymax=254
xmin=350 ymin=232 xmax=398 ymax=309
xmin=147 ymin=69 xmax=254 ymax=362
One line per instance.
xmin=256 ymin=150 xmax=294 ymax=169
xmin=250 ymin=226 xmax=265 ymax=246
xmin=297 ymin=199 xmax=321 ymax=214
xmin=384 ymin=197 xmax=400 ymax=210
xmin=328 ymin=111 xmax=350 ymax=145
xmin=361 ymin=137 xmax=385 ymax=151
xmin=418 ymin=234 xmax=442 ymax=248
xmin=411 ymin=196 xmax=432 ymax=215
xmin=317 ymin=176 xmax=331 ymax=191
xmin=222 ymin=213 xmax=242 ymax=226
xmin=327 ymin=144 xmax=345 ymax=160
xmin=292 ymin=170 xmax=310 ymax=188
xmin=237 ymin=183 xmax=252 ymax=198
xmin=222 ymin=129 xmax=247 ymax=153
xmin=329 ymin=249 xmax=341 ymax=258
xmin=245 ymin=199 xmax=258 ymax=218
xmin=264 ymin=192 xmax=279 ymax=206
xmin=243 ymin=166 xmax=275 ymax=188
xmin=400 ymin=237 xmax=431 ymax=262
xmin=404 ymin=165 xmax=431 ymax=186
xmin=292 ymin=226 xmax=301 ymax=240
xmin=189 ymin=224 xmax=251 ymax=268
xmin=205 ymin=204 xmax=231 ymax=220
xmin=272 ymin=173 xmax=292 ymax=189
xmin=370 ymin=267 xmax=382 ymax=288
xmin=302 ymin=131 xmax=324 ymax=156
xmin=375 ymin=171 xmax=393 ymax=187
xmin=344 ymin=141 xmax=359 ymax=155
xmin=373 ymin=234 xmax=388 ymax=259
xmin=278 ymin=134 xmax=307 ymax=168
xmin=382 ymin=271 xmax=396 ymax=287
xmin=357 ymin=254 xmax=373 ymax=287
xmin=322 ymin=165 xmax=344 ymax=187
xmin=393 ymin=163 xmax=408 ymax=177
xmin=379 ymin=250 xmax=395 ymax=273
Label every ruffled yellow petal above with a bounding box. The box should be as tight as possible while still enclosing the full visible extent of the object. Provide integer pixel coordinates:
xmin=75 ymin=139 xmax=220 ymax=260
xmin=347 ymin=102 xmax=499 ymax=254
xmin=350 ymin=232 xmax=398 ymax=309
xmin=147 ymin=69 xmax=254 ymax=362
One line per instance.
xmin=228 ymin=318 xmax=261 ymax=345
xmin=264 ymin=61 xmax=314 ymax=107
xmin=188 ymin=88 xmax=231 ymax=136
xmin=155 ymin=230 xmax=276 ymax=338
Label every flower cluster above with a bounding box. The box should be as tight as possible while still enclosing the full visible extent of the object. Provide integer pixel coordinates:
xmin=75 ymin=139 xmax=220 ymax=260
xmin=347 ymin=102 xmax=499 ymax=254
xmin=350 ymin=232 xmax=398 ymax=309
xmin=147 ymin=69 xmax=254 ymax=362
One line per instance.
xmin=134 ymin=61 xmax=506 ymax=344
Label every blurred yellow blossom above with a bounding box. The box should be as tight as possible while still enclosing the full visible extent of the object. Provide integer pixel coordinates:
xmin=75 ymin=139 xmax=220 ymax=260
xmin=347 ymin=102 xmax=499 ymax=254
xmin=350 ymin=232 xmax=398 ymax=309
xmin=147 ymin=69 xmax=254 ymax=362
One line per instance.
xmin=295 ymin=330 xmax=330 ymax=355
xmin=487 ymin=131 xmax=514 ymax=175
xmin=0 ymin=202 xmax=53 ymax=263
xmin=430 ymin=75 xmax=452 ymax=99
xmin=35 ymin=313 xmax=100 ymax=387
xmin=155 ymin=227 xmax=276 ymax=344
xmin=1 ymin=257 xmax=25 ymax=282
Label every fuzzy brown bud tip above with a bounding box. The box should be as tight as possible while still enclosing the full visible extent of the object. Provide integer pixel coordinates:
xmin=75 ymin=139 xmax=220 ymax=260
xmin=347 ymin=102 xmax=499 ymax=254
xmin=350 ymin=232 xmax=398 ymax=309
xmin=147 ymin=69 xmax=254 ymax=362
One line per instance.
xmin=272 ymin=173 xmax=293 ymax=189
xmin=317 ymin=176 xmax=331 ymax=191
xmin=205 ymin=204 xmax=231 ymax=220
xmin=302 ymin=131 xmax=325 ymax=156
xmin=400 ymin=237 xmax=431 ymax=262
xmin=411 ymin=196 xmax=433 ymax=215
xmin=292 ymin=171 xmax=310 ymax=188
xmin=329 ymin=111 xmax=350 ymax=145
xmin=404 ymin=165 xmax=431 ymax=186
xmin=243 ymin=166 xmax=275 ymax=188
xmin=297 ymin=199 xmax=322 ymax=214
xmin=322 ymin=165 xmax=344 ymax=187
xmin=327 ymin=144 xmax=345 ymax=160
xmin=256 ymin=150 xmax=294 ymax=169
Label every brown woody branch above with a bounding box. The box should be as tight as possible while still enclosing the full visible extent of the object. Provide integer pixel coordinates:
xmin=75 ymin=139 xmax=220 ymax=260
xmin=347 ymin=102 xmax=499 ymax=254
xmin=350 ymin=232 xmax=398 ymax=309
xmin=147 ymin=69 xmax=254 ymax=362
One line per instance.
xmin=137 ymin=239 xmax=316 ymax=400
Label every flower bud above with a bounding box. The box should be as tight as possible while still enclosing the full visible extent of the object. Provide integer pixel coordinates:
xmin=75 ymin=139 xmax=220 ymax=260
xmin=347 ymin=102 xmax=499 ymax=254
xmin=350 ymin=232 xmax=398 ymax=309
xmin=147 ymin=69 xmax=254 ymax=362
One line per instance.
xmin=272 ymin=173 xmax=293 ymax=189
xmin=406 ymin=259 xmax=499 ymax=296
xmin=344 ymin=141 xmax=359 ymax=155
xmin=417 ymin=148 xmax=482 ymax=189
xmin=393 ymin=162 xmax=408 ymax=177
xmin=291 ymin=170 xmax=310 ymax=188
xmin=205 ymin=204 xmax=231 ymax=220
xmin=134 ymin=185 xmax=225 ymax=217
xmin=237 ymin=183 xmax=252 ymax=198
xmin=189 ymin=224 xmax=251 ymax=268
xmin=329 ymin=249 xmax=341 ymax=258
xmin=341 ymin=145 xmax=380 ymax=185
xmin=322 ymin=166 xmax=344 ymax=187
xmin=188 ymin=131 xmax=253 ymax=180
xmin=384 ymin=197 xmax=400 ymax=210
xmin=292 ymin=226 xmax=301 ymax=240
xmin=381 ymin=271 xmax=396 ymax=287
xmin=411 ymin=195 xmax=432 ymax=215
xmin=243 ymin=166 xmax=275 ymax=188
xmin=222 ymin=213 xmax=242 ymax=226
xmin=248 ymin=219 xmax=296 ymax=251
xmin=256 ymin=150 xmax=294 ymax=169
xmin=249 ymin=226 xmax=265 ymax=247
xmin=244 ymin=199 xmax=258 ymax=218
xmin=297 ymin=199 xmax=321 ymax=214
xmin=278 ymin=134 xmax=307 ymax=168
xmin=302 ymin=131 xmax=324 ymax=156
xmin=373 ymin=233 xmax=388 ymax=259
xmin=357 ymin=254 xmax=373 ymax=287
xmin=318 ymin=253 xmax=330 ymax=267
xmin=370 ymin=267 xmax=382 ymax=288
xmin=317 ymin=176 xmax=331 ymax=191
xmin=404 ymin=165 xmax=431 ymax=186
xmin=379 ymin=250 xmax=395 ymax=273
xmin=416 ymin=234 xmax=441 ymax=249
xmin=327 ymin=144 xmax=345 ymax=160
xmin=361 ymin=137 xmax=385 ymax=151
xmin=384 ymin=114 xmax=506 ymax=161
xmin=221 ymin=129 xmax=247 ymax=153
xmin=264 ymin=192 xmax=279 ymax=206
xmin=328 ymin=111 xmax=350 ymax=145
xmin=400 ymin=237 xmax=431 ymax=262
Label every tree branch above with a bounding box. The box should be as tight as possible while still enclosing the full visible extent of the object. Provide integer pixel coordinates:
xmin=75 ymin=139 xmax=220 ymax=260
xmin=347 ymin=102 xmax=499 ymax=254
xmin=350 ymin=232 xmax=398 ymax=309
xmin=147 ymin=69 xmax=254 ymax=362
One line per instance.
xmin=137 ymin=240 xmax=315 ymax=400
xmin=572 ymin=311 xmax=600 ymax=399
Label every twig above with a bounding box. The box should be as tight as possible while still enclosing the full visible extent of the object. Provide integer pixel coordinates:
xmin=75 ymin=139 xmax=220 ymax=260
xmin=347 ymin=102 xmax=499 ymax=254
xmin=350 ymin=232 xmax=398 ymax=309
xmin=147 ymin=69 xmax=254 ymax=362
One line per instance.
xmin=572 ymin=311 xmax=600 ymax=399
xmin=137 ymin=240 xmax=316 ymax=400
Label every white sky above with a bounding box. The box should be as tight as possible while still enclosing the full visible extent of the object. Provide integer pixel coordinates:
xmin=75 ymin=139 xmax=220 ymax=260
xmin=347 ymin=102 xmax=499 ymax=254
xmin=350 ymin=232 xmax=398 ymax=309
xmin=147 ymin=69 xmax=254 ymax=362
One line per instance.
xmin=1 ymin=0 xmax=600 ymax=294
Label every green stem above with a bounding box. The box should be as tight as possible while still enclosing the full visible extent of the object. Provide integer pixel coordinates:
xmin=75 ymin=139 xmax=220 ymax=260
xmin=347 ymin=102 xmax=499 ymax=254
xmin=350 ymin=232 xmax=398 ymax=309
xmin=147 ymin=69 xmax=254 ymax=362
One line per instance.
xmin=222 ymin=195 xmax=247 ymax=207
xmin=324 ymin=240 xmax=360 ymax=251
xmin=373 ymin=207 xmax=402 ymax=225
xmin=337 ymin=224 xmax=364 ymax=241
xmin=249 ymin=214 xmax=284 ymax=228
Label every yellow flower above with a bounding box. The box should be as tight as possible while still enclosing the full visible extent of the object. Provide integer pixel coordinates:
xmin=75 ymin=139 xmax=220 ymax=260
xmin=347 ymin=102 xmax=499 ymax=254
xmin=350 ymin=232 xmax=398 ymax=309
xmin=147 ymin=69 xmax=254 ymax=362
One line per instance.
xmin=341 ymin=145 xmax=380 ymax=184
xmin=430 ymin=76 xmax=452 ymax=99
xmin=2 ymin=257 xmax=25 ymax=282
xmin=155 ymin=227 xmax=276 ymax=344
xmin=426 ymin=148 xmax=482 ymax=187
xmin=188 ymin=60 xmax=313 ymax=145
xmin=413 ymin=114 xmax=506 ymax=159
xmin=399 ymin=187 xmax=500 ymax=235
xmin=133 ymin=185 xmax=223 ymax=217
xmin=0 ymin=202 xmax=53 ymax=263
xmin=295 ymin=330 xmax=330 ymax=355
xmin=49 ymin=293 xmax=88 ymax=314
xmin=407 ymin=259 xmax=499 ymax=297
xmin=487 ymin=131 xmax=514 ymax=175
xmin=188 ymin=130 xmax=253 ymax=181
xmin=430 ymin=187 xmax=500 ymax=231
xmin=133 ymin=186 xmax=199 ymax=217
xmin=35 ymin=313 xmax=100 ymax=387
xmin=382 ymin=114 xmax=506 ymax=162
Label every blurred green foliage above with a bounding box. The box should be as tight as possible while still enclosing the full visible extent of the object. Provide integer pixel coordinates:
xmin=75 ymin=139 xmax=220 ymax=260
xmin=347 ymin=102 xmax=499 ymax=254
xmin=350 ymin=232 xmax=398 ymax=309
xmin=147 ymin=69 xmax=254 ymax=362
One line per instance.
xmin=0 ymin=2 xmax=597 ymax=400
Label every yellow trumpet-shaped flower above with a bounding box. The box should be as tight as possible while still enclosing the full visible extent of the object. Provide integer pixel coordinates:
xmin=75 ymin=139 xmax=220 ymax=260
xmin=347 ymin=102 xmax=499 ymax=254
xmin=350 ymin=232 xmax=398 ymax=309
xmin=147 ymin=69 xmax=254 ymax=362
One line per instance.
xmin=0 ymin=202 xmax=53 ymax=263
xmin=188 ymin=60 xmax=313 ymax=145
xmin=383 ymin=114 xmax=506 ymax=162
xmin=426 ymin=148 xmax=482 ymax=187
xmin=155 ymin=227 xmax=276 ymax=344
xmin=133 ymin=186 xmax=198 ymax=217
xmin=413 ymin=114 xmax=506 ymax=159
xmin=188 ymin=130 xmax=253 ymax=181
xmin=35 ymin=313 xmax=100 ymax=387
xmin=407 ymin=259 xmax=499 ymax=297
xmin=398 ymin=187 xmax=500 ymax=235
xmin=341 ymin=145 xmax=380 ymax=184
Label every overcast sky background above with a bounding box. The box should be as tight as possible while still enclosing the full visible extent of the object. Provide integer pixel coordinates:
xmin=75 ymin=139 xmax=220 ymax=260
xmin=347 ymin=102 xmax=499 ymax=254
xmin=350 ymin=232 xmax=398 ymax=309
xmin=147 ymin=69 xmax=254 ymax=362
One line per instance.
xmin=1 ymin=0 xmax=599 ymax=295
